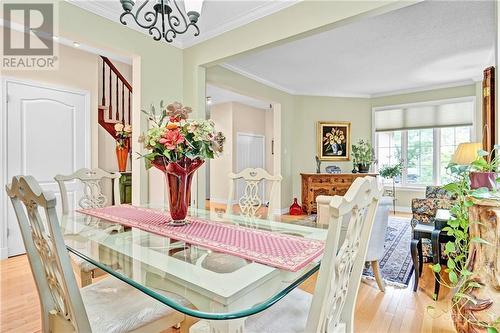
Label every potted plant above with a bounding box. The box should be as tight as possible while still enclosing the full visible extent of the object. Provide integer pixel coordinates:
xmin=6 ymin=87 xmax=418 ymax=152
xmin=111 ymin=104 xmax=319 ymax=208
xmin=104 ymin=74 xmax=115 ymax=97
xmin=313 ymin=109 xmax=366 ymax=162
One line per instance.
xmin=470 ymin=146 xmax=500 ymax=190
xmin=379 ymin=161 xmax=403 ymax=213
xmin=351 ymin=139 xmax=375 ymax=173
xmin=139 ymin=101 xmax=225 ymax=225
xmin=429 ymin=164 xmax=499 ymax=332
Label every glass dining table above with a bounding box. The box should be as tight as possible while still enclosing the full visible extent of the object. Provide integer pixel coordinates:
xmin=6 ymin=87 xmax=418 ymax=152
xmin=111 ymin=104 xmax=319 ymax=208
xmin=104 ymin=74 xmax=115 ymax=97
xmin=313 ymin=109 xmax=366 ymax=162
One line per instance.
xmin=60 ymin=204 xmax=328 ymax=333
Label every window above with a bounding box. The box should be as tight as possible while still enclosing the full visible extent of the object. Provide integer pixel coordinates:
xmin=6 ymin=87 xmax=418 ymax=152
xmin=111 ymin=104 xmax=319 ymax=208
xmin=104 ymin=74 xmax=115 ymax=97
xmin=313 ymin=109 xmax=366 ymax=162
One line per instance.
xmin=374 ymin=97 xmax=475 ymax=187
xmin=376 ymin=126 xmax=472 ymax=186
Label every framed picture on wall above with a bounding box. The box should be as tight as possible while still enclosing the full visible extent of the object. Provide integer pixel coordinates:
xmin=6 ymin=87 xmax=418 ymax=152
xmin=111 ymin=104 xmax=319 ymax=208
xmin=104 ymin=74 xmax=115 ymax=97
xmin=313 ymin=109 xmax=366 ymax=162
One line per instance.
xmin=317 ymin=121 xmax=351 ymax=161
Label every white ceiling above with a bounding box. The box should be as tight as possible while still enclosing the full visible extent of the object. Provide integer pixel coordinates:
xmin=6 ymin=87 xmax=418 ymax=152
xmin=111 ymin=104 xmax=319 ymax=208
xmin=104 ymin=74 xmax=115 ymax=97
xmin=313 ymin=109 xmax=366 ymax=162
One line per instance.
xmin=223 ymin=0 xmax=496 ymax=97
xmin=207 ymin=84 xmax=270 ymax=109
xmin=68 ymin=0 xmax=298 ymax=49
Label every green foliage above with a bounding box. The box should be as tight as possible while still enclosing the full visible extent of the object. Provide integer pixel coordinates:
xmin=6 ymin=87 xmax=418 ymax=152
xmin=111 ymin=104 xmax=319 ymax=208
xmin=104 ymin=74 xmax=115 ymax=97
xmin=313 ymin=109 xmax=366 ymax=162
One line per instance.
xmin=470 ymin=145 xmax=500 ymax=172
xmin=379 ymin=162 xmax=403 ymax=179
xmin=351 ymin=139 xmax=375 ymax=166
xmin=431 ymin=162 xmax=498 ymax=331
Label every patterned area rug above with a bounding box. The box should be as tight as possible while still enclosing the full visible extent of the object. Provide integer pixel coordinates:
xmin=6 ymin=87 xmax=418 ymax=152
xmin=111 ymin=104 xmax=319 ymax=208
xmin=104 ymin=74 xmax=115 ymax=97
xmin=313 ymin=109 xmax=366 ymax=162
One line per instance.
xmin=363 ymin=216 xmax=414 ymax=288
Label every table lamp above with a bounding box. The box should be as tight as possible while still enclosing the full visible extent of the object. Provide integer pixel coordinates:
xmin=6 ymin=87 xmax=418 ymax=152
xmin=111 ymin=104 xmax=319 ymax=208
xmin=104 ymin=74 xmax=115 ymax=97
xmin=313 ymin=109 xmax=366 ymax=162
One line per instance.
xmin=451 ymin=142 xmax=482 ymax=165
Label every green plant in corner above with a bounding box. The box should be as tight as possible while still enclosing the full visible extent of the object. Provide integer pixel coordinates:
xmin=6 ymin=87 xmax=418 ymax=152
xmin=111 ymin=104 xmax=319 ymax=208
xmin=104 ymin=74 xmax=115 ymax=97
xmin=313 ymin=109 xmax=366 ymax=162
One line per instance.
xmin=427 ymin=162 xmax=498 ymax=332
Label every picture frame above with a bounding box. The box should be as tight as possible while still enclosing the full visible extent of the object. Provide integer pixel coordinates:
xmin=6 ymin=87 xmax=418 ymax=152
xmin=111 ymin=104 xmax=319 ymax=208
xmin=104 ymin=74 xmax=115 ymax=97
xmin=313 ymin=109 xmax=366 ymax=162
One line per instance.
xmin=317 ymin=121 xmax=351 ymax=161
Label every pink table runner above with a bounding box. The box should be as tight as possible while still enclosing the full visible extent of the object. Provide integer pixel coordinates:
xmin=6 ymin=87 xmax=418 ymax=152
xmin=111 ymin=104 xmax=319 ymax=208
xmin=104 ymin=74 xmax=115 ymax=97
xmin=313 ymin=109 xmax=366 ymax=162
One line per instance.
xmin=77 ymin=205 xmax=324 ymax=272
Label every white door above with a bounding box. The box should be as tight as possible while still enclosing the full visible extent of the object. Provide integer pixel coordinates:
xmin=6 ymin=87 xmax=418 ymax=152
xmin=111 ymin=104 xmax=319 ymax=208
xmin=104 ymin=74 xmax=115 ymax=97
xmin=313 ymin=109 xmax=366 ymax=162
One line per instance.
xmin=5 ymin=80 xmax=89 ymax=257
xmin=236 ymin=133 xmax=265 ymax=202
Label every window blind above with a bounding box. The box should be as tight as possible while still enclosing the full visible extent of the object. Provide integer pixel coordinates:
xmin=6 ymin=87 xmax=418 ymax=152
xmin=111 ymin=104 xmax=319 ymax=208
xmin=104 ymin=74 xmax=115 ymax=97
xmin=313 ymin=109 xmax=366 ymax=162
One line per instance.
xmin=374 ymin=99 xmax=474 ymax=132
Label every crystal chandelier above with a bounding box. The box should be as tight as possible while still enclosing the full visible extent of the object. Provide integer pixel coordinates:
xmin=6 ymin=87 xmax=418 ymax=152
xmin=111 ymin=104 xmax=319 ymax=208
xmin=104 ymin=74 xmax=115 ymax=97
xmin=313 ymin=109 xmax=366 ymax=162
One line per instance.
xmin=119 ymin=0 xmax=203 ymax=43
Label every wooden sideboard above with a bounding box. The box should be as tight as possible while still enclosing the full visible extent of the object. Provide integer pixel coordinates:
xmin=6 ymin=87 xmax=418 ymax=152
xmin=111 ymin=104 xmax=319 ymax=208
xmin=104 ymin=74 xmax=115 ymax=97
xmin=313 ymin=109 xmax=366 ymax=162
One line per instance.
xmin=301 ymin=173 xmax=378 ymax=214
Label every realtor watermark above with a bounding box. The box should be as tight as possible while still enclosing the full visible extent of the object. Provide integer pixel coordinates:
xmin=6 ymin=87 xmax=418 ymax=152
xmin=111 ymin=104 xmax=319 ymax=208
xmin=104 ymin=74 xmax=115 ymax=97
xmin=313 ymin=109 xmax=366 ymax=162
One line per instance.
xmin=2 ymin=2 xmax=59 ymax=70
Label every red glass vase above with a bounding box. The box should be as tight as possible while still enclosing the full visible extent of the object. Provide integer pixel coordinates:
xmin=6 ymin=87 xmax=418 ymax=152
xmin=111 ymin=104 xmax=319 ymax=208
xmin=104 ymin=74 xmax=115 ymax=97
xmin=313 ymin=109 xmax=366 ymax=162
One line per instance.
xmin=153 ymin=157 xmax=204 ymax=225
xmin=289 ymin=198 xmax=303 ymax=215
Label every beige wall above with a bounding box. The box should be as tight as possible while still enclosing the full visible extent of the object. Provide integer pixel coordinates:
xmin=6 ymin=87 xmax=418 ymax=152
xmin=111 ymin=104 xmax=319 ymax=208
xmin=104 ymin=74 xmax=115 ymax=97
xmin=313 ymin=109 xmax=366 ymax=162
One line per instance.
xmin=291 ymin=95 xmax=373 ymax=200
xmin=210 ymin=103 xmax=233 ymax=202
xmin=209 ymin=102 xmax=273 ymax=203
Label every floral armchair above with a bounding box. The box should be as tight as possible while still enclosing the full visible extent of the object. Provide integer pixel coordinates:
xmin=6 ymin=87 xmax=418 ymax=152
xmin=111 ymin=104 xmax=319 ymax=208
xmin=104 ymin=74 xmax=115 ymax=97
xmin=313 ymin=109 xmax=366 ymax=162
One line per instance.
xmin=411 ymin=186 xmax=456 ymax=227
xmin=411 ymin=186 xmax=456 ymax=260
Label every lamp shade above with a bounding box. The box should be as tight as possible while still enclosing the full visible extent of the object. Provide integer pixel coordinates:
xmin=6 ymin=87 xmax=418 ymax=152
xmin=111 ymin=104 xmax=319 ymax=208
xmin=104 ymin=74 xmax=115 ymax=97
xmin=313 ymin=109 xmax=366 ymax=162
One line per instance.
xmin=451 ymin=142 xmax=482 ymax=165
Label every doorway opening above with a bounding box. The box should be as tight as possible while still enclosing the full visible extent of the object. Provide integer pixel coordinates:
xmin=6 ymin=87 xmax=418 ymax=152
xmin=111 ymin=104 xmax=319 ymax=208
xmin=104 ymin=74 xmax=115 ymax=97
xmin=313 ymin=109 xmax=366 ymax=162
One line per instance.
xmin=204 ymin=84 xmax=277 ymax=216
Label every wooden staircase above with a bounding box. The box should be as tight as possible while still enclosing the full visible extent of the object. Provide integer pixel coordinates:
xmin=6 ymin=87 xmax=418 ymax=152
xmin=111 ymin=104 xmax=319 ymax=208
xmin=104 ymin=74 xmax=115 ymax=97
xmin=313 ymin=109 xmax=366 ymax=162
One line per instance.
xmin=98 ymin=56 xmax=132 ymax=139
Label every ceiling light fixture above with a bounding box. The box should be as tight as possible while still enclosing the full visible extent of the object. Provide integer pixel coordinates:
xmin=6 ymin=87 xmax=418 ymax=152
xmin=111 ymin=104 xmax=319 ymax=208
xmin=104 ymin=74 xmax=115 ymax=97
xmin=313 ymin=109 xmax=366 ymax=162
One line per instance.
xmin=73 ymin=41 xmax=80 ymax=47
xmin=206 ymin=96 xmax=212 ymax=105
xmin=119 ymin=0 xmax=203 ymax=43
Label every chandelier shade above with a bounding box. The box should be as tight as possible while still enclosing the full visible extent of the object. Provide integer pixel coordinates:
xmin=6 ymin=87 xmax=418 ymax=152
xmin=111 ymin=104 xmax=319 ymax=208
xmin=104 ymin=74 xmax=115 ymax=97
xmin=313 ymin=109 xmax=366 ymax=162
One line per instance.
xmin=119 ymin=0 xmax=204 ymax=43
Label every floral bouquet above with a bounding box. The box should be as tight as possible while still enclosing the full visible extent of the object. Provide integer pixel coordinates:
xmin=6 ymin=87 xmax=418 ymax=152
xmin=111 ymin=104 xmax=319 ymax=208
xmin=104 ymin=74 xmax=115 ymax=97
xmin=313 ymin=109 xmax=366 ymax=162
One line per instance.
xmin=324 ymin=128 xmax=346 ymax=155
xmin=139 ymin=101 xmax=225 ymax=224
xmin=139 ymin=101 xmax=225 ymax=169
xmin=115 ymin=122 xmax=132 ymax=148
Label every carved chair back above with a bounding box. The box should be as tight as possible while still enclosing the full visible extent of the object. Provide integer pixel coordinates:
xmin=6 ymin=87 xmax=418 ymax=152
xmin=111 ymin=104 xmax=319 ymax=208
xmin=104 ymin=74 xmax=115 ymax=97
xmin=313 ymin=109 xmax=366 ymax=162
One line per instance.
xmin=226 ymin=168 xmax=282 ymax=220
xmin=55 ymin=168 xmax=121 ymax=215
xmin=5 ymin=176 xmax=92 ymax=332
xmin=305 ymin=176 xmax=383 ymax=333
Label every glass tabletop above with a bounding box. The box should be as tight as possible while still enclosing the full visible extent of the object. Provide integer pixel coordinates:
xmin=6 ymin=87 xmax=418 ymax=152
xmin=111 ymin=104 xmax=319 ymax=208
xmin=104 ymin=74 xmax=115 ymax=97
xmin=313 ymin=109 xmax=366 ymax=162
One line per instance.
xmin=60 ymin=204 xmax=327 ymax=320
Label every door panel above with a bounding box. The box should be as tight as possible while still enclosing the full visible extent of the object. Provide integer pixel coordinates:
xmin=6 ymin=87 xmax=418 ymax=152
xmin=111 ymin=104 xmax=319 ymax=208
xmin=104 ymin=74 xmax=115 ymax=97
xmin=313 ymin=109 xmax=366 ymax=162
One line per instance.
xmin=6 ymin=81 xmax=88 ymax=256
xmin=236 ymin=133 xmax=265 ymax=202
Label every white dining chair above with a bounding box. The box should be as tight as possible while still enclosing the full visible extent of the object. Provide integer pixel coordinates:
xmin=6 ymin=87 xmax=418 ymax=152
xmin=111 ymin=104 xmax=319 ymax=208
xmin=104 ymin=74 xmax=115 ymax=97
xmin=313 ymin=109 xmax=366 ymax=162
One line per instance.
xmin=316 ymin=195 xmax=391 ymax=292
xmin=55 ymin=168 xmax=122 ymax=287
xmin=55 ymin=168 xmax=121 ymax=215
xmin=244 ymin=176 xmax=383 ymax=333
xmin=6 ymin=175 xmax=185 ymax=333
xmin=226 ymin=168 xmax=282 ymax=220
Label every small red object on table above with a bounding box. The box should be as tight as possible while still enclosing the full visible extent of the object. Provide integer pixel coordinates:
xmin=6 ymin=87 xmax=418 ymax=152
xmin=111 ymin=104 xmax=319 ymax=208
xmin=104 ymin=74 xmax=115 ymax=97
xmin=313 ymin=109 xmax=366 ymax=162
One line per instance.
xmin=289 ymin=198 xmax=303 ymax=215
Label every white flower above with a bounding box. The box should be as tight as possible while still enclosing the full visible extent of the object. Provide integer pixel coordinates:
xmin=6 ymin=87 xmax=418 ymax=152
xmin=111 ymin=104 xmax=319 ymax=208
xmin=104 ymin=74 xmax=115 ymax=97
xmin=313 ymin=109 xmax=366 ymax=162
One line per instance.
xmin=124 ymin=124 xmax=132 ymax=133
xmin=114 ymin=123 xmax=124 ymax=132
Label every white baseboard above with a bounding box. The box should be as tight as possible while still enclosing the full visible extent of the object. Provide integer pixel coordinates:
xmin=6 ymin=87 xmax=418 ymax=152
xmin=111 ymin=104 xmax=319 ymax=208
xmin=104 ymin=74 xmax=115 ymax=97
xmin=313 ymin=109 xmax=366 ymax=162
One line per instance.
xmin=0 ymin=247 xmax=8 ymax=260
xmin=394 ymin=205 xmax=412 ymax=213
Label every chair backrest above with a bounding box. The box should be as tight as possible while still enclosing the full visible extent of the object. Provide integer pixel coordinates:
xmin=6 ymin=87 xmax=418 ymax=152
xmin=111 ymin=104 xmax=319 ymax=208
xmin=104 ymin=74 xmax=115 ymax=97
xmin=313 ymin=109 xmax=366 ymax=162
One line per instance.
xmin=305 ymin=176 xmax=383 ymax=333
xmin=226 ymin=168 xmax=282 ymax=220
xmin=55 ymin=168 xmax=121 ymax=215
xmin=5 ymin=176 xmax=91 ymax=333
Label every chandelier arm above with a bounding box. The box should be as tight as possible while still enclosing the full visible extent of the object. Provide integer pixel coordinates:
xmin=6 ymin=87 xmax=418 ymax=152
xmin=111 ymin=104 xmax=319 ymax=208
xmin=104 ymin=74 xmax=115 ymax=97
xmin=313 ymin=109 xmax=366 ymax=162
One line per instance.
xmin=172 ymin=0 xmax=188 ymax=28
xmin=164 ymin=29 xmax=177 ymax=43
xmin=149 ymin=26 xmax=162 ymax=41
xmin=120 ymin=1 xmax=158 ymax=29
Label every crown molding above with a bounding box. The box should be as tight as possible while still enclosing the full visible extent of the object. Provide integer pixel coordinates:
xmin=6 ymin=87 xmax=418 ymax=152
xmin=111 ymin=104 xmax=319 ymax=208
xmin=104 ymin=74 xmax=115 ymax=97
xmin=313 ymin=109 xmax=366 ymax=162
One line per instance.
xmin=220 ymin=63 xmax=298 ymax=95
xmin=370 ymin=79 xmax=478 ymax=98
xmin=66 ymin=0 xmax=183 ymax=49
xmin=67 ymin=0 xmax=301 ymax=49
xmin=181 ymin=0 xmax=301 ymax=49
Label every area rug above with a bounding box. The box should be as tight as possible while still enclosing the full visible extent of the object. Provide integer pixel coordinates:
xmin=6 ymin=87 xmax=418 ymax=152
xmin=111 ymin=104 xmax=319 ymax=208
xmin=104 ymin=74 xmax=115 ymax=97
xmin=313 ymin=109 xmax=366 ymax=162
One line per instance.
xmin=362 ymin=216 xmax=414 ymax=288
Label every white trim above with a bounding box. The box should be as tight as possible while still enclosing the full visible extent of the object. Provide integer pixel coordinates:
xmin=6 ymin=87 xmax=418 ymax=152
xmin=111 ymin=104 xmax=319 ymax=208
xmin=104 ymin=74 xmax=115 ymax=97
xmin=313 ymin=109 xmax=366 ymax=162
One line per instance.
xmin=209 ymin=197 xmax=236 ymax=205
xmin=394 ymin=205 xmax=412 ymax=213
xmin=221 ymin=63 xmax=297 ymax=95
xmin=372 ymin=95 xmax=477 ymax=112
xmin=0 ymin=77 xmax=91 ymax=259
xmin=66 ymin=0 xmax=301 ymax=49
xmin=0 ymin=18 xmax=133 ymax=65
xmin=181 ymin=0 xmax=302 ymax=48
xmin=370 ymin=79 xmax=477 ymax=98
xmin=273 ymin=207 xmax=289 ymax=216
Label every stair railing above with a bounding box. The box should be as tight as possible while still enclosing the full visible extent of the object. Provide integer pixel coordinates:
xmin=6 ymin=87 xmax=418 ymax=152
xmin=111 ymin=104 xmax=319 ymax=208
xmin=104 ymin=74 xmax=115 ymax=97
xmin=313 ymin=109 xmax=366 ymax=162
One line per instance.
xmin=100 ymin=56 xmax=132 ymax=125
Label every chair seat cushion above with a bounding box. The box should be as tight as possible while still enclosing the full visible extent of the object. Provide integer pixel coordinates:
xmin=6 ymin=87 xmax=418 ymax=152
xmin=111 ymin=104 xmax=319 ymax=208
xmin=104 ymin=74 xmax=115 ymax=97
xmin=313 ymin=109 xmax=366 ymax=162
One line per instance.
xmin=81 ymin=277 xmax=187 ymax=333
xmin=246 ymin=288 xmax=312 ymax=333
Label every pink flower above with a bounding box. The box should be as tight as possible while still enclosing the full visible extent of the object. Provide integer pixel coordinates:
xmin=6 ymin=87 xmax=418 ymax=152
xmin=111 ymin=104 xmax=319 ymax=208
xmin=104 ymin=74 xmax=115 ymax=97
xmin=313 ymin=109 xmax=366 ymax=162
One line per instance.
xmin=159 ymin=128 xmax=185 ymax=150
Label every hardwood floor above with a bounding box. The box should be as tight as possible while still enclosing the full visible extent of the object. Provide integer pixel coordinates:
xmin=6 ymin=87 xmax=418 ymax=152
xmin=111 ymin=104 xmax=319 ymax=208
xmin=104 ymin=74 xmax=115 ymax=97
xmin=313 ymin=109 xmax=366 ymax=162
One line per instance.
xmin=0 ymin=208 xmax=455 ymax=333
